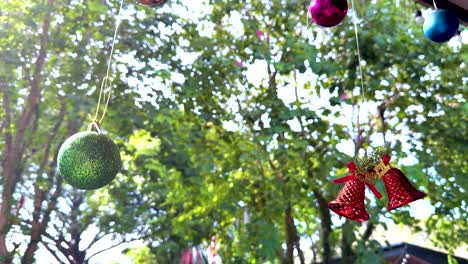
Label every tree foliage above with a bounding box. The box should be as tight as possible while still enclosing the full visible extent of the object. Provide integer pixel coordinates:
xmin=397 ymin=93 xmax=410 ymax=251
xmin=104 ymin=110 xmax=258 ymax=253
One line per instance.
xmin=0 ymin=0 xmax=466 ymax=263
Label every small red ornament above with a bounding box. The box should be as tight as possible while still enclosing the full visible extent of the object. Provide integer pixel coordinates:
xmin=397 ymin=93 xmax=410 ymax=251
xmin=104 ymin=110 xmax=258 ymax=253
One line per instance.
xmin=15 ymin=195 xmax=25 ymax=218
xmin=134 ymin=0 xmax=168 ymax=8
xmin=309 ymin=0 xmax=348 ymax=27
xmin=329 ymin=154 xmax=426 ymax=222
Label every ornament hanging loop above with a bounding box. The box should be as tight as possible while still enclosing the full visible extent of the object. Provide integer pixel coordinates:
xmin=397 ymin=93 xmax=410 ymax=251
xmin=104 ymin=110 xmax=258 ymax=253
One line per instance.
xmin=433 ymin=0 xmax=438 ymax=9
xmin=93 ymin=76 xmax=114 ymax=123
xmin=87 ymin=119 xmax=103 ymax=134
xmin=301 ymin=1 xmax=315 ymax=37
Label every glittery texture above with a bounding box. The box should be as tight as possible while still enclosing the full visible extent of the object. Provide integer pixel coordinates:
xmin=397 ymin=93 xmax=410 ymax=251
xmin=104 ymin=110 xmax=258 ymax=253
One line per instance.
xmin=309 ymin=0 xmax=348 ymax=28
xmin=423 ymin=10 xmax=459 ymax=43
xmin=58 ymin=131 xmax=121 ymax=190
xmin=383 ymin=168 xmax=426 ymax=211
xmin=329 ymin=154 xmax=426 ymax=221
xmin=328 ymin=178 xmax=369 ymax=222
xmin=135 ymin=0 xmax=168 ymax=7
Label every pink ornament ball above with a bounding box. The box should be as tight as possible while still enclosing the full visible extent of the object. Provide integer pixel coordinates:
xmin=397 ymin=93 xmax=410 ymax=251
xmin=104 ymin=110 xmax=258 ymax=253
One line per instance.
xmin=309 ymin=0 xmax=348 ymax=28
xmin=134 ymin=0 xmax=168 ymax=8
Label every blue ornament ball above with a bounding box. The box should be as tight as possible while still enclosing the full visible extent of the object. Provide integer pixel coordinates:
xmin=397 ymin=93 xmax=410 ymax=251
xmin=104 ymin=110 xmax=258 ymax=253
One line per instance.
xmin=423 ymin=10 xmax=459 ymax=43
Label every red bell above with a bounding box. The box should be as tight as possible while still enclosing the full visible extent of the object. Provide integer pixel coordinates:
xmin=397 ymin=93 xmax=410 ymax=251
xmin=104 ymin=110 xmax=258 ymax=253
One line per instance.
xmin=383 ymin=168 xmax=426 ymax=211
xmin=328 ymin=178 xmax=369 ymax=222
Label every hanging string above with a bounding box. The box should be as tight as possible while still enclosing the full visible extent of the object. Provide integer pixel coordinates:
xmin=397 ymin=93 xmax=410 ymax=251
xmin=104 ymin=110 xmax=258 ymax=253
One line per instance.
xmin=348 ymin=0 xmax=370 ymax=156
xmin=432 ymin=0 xmax=438 ymax=9
xmin=350 ymin=0 xmax=366 ymax=104
xmin=302 ymin=3 xmax=313 ymax=35
xmin=92 ymin=0 xmax=125 ymax=124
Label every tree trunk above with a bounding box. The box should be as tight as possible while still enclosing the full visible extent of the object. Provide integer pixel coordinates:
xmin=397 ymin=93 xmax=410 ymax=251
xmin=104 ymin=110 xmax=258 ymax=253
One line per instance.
xmin=0 ymin=154 xmax=21 ymax=264
xmin=0 ymin=87 xmax=15 ymax=263
xmin=314 ymin=190 xmax=332 ymax=264
xmin=284 ymin=205 xmax=305 ymax=264
xmin=341 ymin=221 xmax=354 ymax=263
xmin=285 ymin=205 xmax=294 ymax=263
xmin=21 ymin=222 xmax=42 ymax=264
xmin=0 ymin=0 xmax=53 ymax=261
xmin=22 ymin=175 xmax=63 ymax=264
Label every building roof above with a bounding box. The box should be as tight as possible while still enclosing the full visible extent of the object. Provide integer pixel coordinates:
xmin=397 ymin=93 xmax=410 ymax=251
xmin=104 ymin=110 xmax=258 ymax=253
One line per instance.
xmin=384 ymin=243 xmax=468 ymax=264
xmin=321 ymin=243 xmax=468 ymax=264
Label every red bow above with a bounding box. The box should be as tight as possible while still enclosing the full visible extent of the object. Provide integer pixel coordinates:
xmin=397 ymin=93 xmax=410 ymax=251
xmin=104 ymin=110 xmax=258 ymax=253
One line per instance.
xmin=332 ymin=155 xmax=392 ymax=199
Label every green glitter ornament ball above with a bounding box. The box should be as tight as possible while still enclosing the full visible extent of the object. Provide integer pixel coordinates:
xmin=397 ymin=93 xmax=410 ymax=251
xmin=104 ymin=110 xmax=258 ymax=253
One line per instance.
xmin=58 ymin=131 xmax=121 ymax=190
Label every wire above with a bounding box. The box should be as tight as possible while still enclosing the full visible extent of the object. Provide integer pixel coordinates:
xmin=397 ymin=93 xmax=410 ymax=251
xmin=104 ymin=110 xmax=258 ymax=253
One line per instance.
xmin=350 ymin=0 xmax=366 ymax=104
xmin=93 ymin=0 xmax=125 ymax=124
xmin=302 ymin=3 xmax=313 ymax=35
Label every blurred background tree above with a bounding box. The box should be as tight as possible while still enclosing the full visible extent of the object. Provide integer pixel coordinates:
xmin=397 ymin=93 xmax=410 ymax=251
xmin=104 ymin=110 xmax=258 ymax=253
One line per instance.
xmin=0 ymin=0 xmax=466 ymax=263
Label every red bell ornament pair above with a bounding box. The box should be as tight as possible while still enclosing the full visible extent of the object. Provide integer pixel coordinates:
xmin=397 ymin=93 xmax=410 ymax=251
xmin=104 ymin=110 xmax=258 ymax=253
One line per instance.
xmin=328 ymin=155 xmax=426 ymax=222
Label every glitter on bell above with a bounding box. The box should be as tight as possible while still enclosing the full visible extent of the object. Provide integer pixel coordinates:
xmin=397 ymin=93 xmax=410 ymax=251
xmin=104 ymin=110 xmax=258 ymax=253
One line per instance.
xmin=423 ymin=9 xmax=459 ymax=43
xmin=135 ymin=0 xmax=168 ymax=7
xmin=309 ymin=0 xmax=348 ymax=28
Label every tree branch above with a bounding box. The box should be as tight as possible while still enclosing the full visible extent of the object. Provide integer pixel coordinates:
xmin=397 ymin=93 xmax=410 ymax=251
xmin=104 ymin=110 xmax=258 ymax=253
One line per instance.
xmin=293 ymin=70 xmax=305 ymax=133
xmin=42 ymin=232 xmax=72 ymax=259
xmin=41 ymin=241 xmax=64 ymax=263
xmin=23 ymin=99 xmax=65 ymax=264
xmin=13 ymin=0 xmax=53 ymax=149
xmin=378 ymin=101 xmax=387 ymax=144
xmin=0 ymin=3 xmax=54 ymax=250
xmin=85 ymin=238 xmax=137 ymax=262
xmin=1 ymin=90 xmax=12 ymax=160
xmin=362 ymin=222 xmax=375 ymax=241
xmin=83 ymin=232 xmax=111 ymax=253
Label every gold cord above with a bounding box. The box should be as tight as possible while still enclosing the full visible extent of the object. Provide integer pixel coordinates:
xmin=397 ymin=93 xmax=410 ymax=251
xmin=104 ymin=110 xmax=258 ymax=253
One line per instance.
xmin=87 ymin=120 xmax=103 ymax=134
xmin=92 ymin=0 xmax=125 ymax=124
xmin=373 ymin=160 xmax=391 ymax=179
